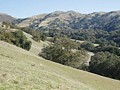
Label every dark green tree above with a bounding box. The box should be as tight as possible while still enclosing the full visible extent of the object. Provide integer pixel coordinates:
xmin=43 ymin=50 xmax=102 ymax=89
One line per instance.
xmin=89 ymin=52 xmax=120 ymax=80
xmin=40 ymin=37 xmax=88 ymax=69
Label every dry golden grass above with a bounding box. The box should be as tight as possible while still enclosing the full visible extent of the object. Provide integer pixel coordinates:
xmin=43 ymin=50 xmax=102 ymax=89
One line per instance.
xmin=0 ymin=32 xmax=120 ymax=90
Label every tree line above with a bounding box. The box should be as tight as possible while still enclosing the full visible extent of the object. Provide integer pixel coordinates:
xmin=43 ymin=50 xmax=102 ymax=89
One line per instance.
xmin=0 ymin=28 xmax=31 ymax=50
xmin=20 ymin=27 xmax=47 ymax=42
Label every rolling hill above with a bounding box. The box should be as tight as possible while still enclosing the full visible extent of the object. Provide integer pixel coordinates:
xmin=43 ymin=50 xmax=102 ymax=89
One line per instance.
xmin=0 ymin=32 xmax=120 ymax=90
xmin=14 ymin=10 xmax=120 ymax=31
xmin=0 ymin=13 xmax=15 ymax=23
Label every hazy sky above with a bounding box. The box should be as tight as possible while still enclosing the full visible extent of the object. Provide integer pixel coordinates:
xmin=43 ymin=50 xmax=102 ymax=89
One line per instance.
xmin=0 ymin=0 xmax=120 ymax=18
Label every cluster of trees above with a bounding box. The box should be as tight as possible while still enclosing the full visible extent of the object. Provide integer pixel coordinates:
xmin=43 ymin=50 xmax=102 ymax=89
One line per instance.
xmin=2 ymin=22 xmax=120 ymax=80
xmin=1 ymin=22 xmax=18 ymax=29
xmin=0 ymin=29 xmax=31 ymax=50
xmin=89 ymin=52 xmax=120 ymax=80
xmin=94 ymin=46 xmax=120 ymax=56
xmin=79 ymin=42 xmax=120 ymax=80
xmin=80 ymin=42 xmax=120 ymax=56
xmin=20 ymin=27 xmax=47 ymax=42
xmin=72 ymin=29 xmax=120 ymax=47
xmin=40 ymin=37 xmax=88 ymax=69
xmin=46 ymin=29 xmax=120 ymax=47
xmin=39 ymin=35 xmax=120 ymax=80
xmin=18 ymin=26 xmax=120 ymax=80
xmin=80 ymin=42 xmax=95 ymax=52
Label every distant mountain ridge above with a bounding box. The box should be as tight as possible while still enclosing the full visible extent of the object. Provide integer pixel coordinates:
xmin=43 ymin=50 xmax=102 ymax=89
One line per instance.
xmin=1 ymin=10 xmax=120 ymax=31
xmin=0 ymin=13 xmax=15 ymax=22
xmin=13 ymin=10 xmax=120 ymax=31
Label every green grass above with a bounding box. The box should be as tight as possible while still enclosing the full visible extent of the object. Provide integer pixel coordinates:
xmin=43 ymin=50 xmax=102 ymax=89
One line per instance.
xmin=0 ymin=32 xmax=120 ymax=90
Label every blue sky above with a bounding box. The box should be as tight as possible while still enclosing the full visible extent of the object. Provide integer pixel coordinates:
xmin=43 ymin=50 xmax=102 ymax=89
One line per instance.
xmin=0 ymin=0 xmax=120 ymax=18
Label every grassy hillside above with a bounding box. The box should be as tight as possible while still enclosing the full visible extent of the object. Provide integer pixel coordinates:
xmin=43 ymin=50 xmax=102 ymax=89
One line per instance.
xmin=0 ymin=13 xmax=15 ymax=22
xmin=23 ymin=32 xmax=49 ymax=55
xmin=0 ymin=32 xmax=120 ymax=90
xmin=15 ymin=10 xmax=120 ymax=31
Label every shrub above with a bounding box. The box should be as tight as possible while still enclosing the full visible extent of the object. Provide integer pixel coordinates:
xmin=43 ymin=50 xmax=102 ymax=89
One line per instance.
xmin=0 ymin=30 xmax=32 ymax=51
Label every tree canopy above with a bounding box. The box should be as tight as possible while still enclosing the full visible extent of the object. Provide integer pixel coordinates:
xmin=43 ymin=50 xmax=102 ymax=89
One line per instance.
xmin=40 ymin=37 xmax=88 ymax=69
xmin=89 ymin=52 xmax=120 ymax=80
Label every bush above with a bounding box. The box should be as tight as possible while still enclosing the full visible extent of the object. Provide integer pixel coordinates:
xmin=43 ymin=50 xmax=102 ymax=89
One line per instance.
xmin=12 ymin=30 xmax=32 ymax=50
xmin=0 ymin=30 xmax=32 ymax=51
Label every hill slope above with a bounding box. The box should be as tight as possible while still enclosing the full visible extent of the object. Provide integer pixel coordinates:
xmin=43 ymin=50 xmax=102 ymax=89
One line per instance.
xmin=0 ymin=38 xmax=120 ymax=90
xmin=0 ymin=13 xmax=15 ymax=22
xmin=23 ymin=32 xmax=49 ymax=55
xmin=14 ymin=10 xmax=120 ymax=31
